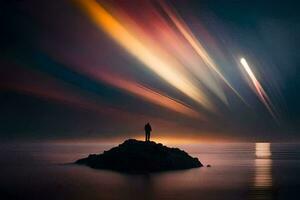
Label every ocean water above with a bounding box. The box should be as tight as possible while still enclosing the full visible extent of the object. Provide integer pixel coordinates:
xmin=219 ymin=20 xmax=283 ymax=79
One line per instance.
xmin=1 ymin=142 xmax=300 ymax=200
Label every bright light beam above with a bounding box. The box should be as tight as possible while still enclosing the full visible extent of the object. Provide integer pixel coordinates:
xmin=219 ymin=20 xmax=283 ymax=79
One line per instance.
xmin=75 ymin=0 xmax=213 ymax=111
xmin=240 ymin=57 xmax=279 ymax=124
xmin=160 ymin=2 xmax=247 ymax=105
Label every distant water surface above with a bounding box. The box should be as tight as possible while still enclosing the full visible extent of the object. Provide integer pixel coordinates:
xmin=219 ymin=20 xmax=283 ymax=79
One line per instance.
xmin=1 ymin=142 xmax=300 ymax=200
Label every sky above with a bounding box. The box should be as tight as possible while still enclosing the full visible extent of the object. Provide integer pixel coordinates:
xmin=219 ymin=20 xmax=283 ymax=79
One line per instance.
xmin=1 ymin=0 xmax=299 ymax=142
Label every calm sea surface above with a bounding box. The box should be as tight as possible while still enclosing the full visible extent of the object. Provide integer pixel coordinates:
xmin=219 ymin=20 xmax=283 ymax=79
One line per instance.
xmin=1 ymin=142 xmax=300 ymax=200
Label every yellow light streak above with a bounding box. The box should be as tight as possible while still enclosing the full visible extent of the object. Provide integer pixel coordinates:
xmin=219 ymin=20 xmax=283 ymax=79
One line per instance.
xmin=75 ymin=0 xmax=214 ymax=111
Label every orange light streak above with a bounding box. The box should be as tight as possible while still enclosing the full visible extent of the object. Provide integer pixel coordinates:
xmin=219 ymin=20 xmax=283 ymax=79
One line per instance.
xmin=75 ymin=0 xmax=213 ymax=110
xmin=97 ymin=72 xmax=202 ymax=119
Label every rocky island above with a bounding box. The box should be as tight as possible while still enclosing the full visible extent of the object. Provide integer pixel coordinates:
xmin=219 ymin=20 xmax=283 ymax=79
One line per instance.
xmin=76 ymin=139 xmax=202 ymax=173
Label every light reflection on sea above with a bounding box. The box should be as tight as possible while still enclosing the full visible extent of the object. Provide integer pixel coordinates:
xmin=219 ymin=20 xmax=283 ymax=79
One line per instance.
xmin=1 ymin=142 xmax=300 ymax=200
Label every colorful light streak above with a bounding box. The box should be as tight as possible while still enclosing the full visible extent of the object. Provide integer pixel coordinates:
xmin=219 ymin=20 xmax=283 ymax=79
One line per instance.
xmin=240 ymin=58 xmax=279 ymax=123
xmin=1 ymin=66 xmax=183 ymax=129
xmin=71 ymin=65 xmax=202 ymax=118
xmin=159 ymin=2 xmax=247 ymax=105
xmin=51 ymin=48 xmax=202 ymax=119
xmin=0 ymin=0 xmax=288 ymax=142
xmin=76 ymin=0 xmax=215 ymax=111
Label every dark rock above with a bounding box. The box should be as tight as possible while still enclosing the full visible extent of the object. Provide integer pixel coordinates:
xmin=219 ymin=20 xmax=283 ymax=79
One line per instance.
xmin=76 ymin=139 xmax=203 ymax=173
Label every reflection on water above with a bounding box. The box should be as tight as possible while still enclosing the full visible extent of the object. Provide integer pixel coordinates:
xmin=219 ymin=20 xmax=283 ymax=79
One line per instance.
xmin=251 ymin=143 xmax=274 ymax=200
xmin=2 ymin=142 xmax=300 ymax=200
xmin=255 ymin=159 xmax=272 ymax=188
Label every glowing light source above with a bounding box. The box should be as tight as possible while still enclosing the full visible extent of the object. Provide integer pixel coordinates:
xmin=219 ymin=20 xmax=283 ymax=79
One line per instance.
xmin=255 ymin=143 xmax=271 ymax=158
xmin=240 ymin=57 xmax=279 ymax=123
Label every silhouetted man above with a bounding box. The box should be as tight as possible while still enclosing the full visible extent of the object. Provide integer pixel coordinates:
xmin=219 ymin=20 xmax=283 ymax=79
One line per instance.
xmin=144 ymin=123 xmax=152 ymax=142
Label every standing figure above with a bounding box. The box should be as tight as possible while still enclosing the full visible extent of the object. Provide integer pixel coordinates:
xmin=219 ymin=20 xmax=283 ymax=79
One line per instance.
xmin=144 ymin=123 xmax=152 ymax=142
